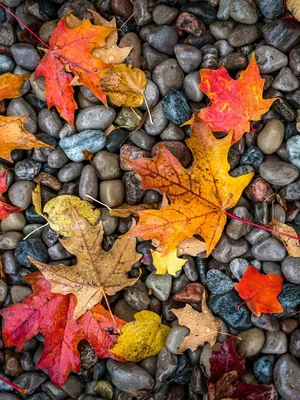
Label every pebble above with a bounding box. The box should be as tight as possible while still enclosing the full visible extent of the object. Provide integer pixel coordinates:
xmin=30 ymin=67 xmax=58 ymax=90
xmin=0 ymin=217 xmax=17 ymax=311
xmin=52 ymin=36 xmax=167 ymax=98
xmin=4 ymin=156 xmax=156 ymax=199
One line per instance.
xmin=34 ymin=172 xmax=62 ymax=192
xmin=211 ymin=233 xmax=248 ymax=263
xmin=287 ymin=135 xmax=300 ymax=169
xmin=14 ymin=372 xmax=47 ymax=394
xmin=255 ymin=45 xmax=288 ymax=73
xmin=93 ymin=151 xmax=121 ymax=180
xmin=228 ymin=24 xmax=260 ymax=47
xmin=99 ymin=180 xmax=124 ymax=208
xmin=115 ymin=107 xmax=142 ymax=130
xmin=290 ymin=329 xmax=300 ymax=358
xmin=38 ymin=109 xmax=63 ymax=138
xmin=15 ymin=158 xmax=41 ymax=181
xmin=75 ymin=106 xmax=116 ymax=132
xmin=272 ymin=67 xmax=299 ymax=92
xmin=262 ymin=20 xmax=300 ymax=53
xmin=0 ymin=279 xmax=8 ymax=304
xmin=133 ymin=0 xmax=152 ymax=26
xmin=130 ymin=131 xmax=156 ymax=151
xmin=256 ymin=0 xmax=283 ymax=19
xmin=122 ymin=171 xmax=145 ymax=204
xmin=144 ymin=101 xmax=169 ymax=136
xmin=280 ymin=318 xmax=299 ymax=335
xmin=112 ymin=0 xmax=133 ymax=19
xmin=173 ymin=283 xmax=205 ymax=303
xmin=124 ymin=281 xmax=150 ymax=311
xmin=1 ymin=213 xmax=26 ymax=232
xmin=147 ymin=26 xmax=178 ymax=56
xmin=229 ymin=258 xmax=250 ymax=281
xmin=7 ymin=98 xmax=37 ymax=134
xmin=290 ymin=46 xmax=300 ymax=76
xmin=180 ymin=3 xmax=217 ymax=25
xmin=79 ymin=165 xmax=98 ymax=201
xmin=257 ymin=119 xmax=285 ymax=154
xmin=253 ymin=355 xmax=275 ymax=384
xmin=162 ymin=90 xmax=192 ymax=126
xmin=114 ymin=299 xmax=136 ymax=322
xmin=14 ymin=238 xmax=48 ymax=268
xmin=93 ymin=380 xmax=113 ymax=398
xmin=0 ymin=22 xmax=15 ymax=46
xmin=226 ymin=206 xmax=253 ymax=240
xmin=282 ymin=257 xmax=300 ymax=284
xmin=279 ymin=181 xmax=300 ymax=200
xmin=11 ymin=285 xmax=32 ymax=303
xmin=229 ymin=0 xmax=258 ymax=24
xmin=153 ymin=5 xmax=179 ymax=25
xmin=140 ymin=80 xmax=159 ymax=111
xmin=152 ymin=59 xmax=184 ymax=96
xmin=0 ymin=54 xmax=15 ymax=73
xmin=237 ymin=328 xmax=265 ymax=357
xmin=259 ymin=162 xmax=299 ymax=186
xmin=145 ymin=272 xmax=172 ymax=302
xmin=142 ymin=43 xmax=168 ymax=72
xmin=209 ymin=20 xmax=236 ymax=41
xmin=240 ymin=145 xmax=263 ymax=170
xmin=106 ymin=128 xmax=129 ymax=153
xmin=244 ymin=177 xmax=274 ymax=203
xmin=61 ymin=374 xmax=83 ymax=398
xmin=107 ymin=360 xmax=154 ymax=393
xmin=161 ymin=123 xmax=185 ymax=141
xmin=48 ymin=242 xmax=72 ymax=261
xmin=251 ymin=313 xmax=279 ymax=332
xmin=175 ymin=12 xmax=205 ymax=37
xmin=252 ymin=237 xmax=286 ymax=261
xmin=10 ymin=44 xmax=40 ymax=71
xmin=152 ymin=141 xmax=191 ymax=167
xmin=156 ymin=347 xmax=178 ymax=381
xmin=174 ymin=44 xmax=202 ymax=73
xmin=261 ymin=331 xmax=288 ymax=354
xmin=214 ymin=40 xmax=234 ymax=57
xmin=57 ymin=163 xmax=84 ymax=183
xmin=8 ymin=181 xmax=35 ymax=209
xmin=166 ymin=326 xmax=190 ymax=355
xmin=208 ymin=292 xmax=253 ymax=330
xmin=184 ymin=71 xmax=204 ymax=102
xmin=279 ymin=283 xmax=300 ymax=309
xmin=59 ymin=130 xmax=106 ymax=162
xmin=120 ymin=32 xmax=141 ymax=68
xmin=100 ymin=208 xmax=118 ymax=235
xmin=274 ymin=354 xmax=300 ymax=400
xmin=206 ymin=269 xmax=234 ymax=295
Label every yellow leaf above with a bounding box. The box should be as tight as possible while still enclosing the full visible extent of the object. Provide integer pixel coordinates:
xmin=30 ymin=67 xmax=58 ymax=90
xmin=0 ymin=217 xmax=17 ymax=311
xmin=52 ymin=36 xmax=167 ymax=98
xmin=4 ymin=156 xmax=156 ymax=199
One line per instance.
xmin=177 ymin=237 xmax=206 ymax=257
xmin=109 ymin=202 xmax=158 ymax=217
xmin=110 ymin=310 xmax=170 ymax=362
xmin=43 ymin=195 xmax=101 ymax=236
xmin=267 ymin=220 xmax=300 ymax=257
xmin=32 ymin=183 xmax=43 ymax=216
xmin=152 ymin=248 xmax=187 ymax=276
xmin=287 ymin=0 xmax=300 ymax=20
xmin=0 ymin=73 xmax=30 ymax=102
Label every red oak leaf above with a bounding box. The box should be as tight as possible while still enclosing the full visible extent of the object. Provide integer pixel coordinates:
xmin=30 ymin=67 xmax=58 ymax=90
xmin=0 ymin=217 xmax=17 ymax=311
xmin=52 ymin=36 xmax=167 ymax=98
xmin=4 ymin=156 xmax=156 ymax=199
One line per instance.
xmin=234 ymin=266 xmax=283 ymax=317
xmin=0 ymin=272 xmax=125 ymax=386
xmin=0 ymin=170 xmax=23 ymax=220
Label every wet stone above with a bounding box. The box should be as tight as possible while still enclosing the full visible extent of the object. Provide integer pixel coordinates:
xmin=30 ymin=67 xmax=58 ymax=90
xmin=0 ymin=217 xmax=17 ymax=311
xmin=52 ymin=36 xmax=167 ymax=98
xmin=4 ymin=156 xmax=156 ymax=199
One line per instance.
xmin=279 ymin=180 xmax=300 ymax=200
xmin=8 ymin=181 xmax=35 ymax=209
xmin=79 ymin=164 xmax=98 ymax=201
xmin=256 ymin=0 xmax=283 ymax=19
xmin=140 ymin=80 xmax=159 ymax=112
xmin=174 ymin=44 xmax=202 ymax=73
xmin=287 ymin=135 xmax=300 ymax=169
xmin=282 ymin=257 xmax=300 ymax=284
xmin=15 ymin=158 xmax=41 ymax=180
xmin=262 ymin=20 xmax=300 ymax=53
xmin=152 ymin=59 xmax=184 ymax=96
xmin=162 ymin=90 xmax=192 ymax=126
xmin=259 ymin=162 xmax=299 ymax=186
xmin=229 ymin=0 xmax=258 ymax=24
xmin=38 ymin=108 xmax=63 ymax=138
xmin=273 ymin=67 xmax=299 ymax=92
xmin=75 ymin=106 xmax=116 ymax=132
xmin=156 ymin=347 xmax=178 ymax=381
xmin=206 ymin=269 xmax=234 ymax=295
xmin=229 ymin=258 xmax=250 ymax=281
xmin=15 ymin=238 xmax=48 ymax=268
xmin=10 ymin=44 xmax=40 ymax=71
xmin=253 ymin=355 xmax=275 ymax=384
xmin=289 ymin=329 xmax=300 ymax=358
xmin=211 ymin=233 xmax=248 ymax=263
xmin=226 ymin=206 xmax=253 ymax=240
xmin=145 ymin=272 xmax=172 ymax=301
xmin=184 ymin=71 xmax=204 ymax=102
xmin=13 ymin=372 xmax=47 ymax=394
xmin=93 ymin=151 xmax=121 ymax=180
xmin=153 ymin=5 xmax=179 ymax=25
xmin=237 ymin=328 xmax=265 ymax=357
xmin=251 ymin=313 xmax=279 ymax=332
xmin=228 ymin=23 xmax=260 ymax=47
xmin=144 ymin=101 xmax=169 ymax=136
xmin=290 ymin=46 xmax=300 ymax=76
xmin=252 ymin=237 xmax=286 ymax=261
xmin=261 ymin=331 xmax=288 ymax=354
xmin=180 ymin=3 xmax=217 ymax=25
xmin=166 ymin=326 xmax=190 ymax=355
xmin=57 ymin=163 xmax=84 ymax=183
xmin=279 ymin=283 xmax=300 ymax=310
xmin=240 ymin=145 xmax=264 ymax=170
xmin=274 ymin=354 xmax=300 ymax=400
xmin=147 ymin=26 xmax=178 ymax=56
xmin=124 ymin=281 xmax=150 ymax=311
xmin=255 ymin=45 xmax=288 ymax=73
xmin=142 ymin=43 xmax=169 ymax=72
xmin=106 ymin=128 xmax=129 ymax=153
xmin=209 ymin=20 xmax=236 ymax=41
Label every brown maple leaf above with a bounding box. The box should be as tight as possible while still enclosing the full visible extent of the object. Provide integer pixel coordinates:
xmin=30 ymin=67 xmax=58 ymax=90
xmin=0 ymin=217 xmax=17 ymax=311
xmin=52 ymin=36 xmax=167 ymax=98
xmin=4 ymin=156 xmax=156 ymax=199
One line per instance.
xmin=29 ymin=208 xmax=141 ymax=319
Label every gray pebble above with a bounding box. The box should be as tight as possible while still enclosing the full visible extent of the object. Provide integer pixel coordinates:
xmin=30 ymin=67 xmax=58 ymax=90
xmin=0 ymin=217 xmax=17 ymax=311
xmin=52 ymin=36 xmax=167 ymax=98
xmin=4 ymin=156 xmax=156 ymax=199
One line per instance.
xmin=145 ymin=272 xmax=172 ymax=301
xmin=211 ymin=233 xmax=248 ymax=263
xmin=142 ymin=43 xmax=168 ymax=72
xmin=184 ymin=71 xmax=204 ymax=102
xmin=259 ymin=162 xmax=299 ymax=186
xmin=161 ymin=123 xmax=185 ymax=141
xmin=100 ymin=208 xmax=118 ymax=235
xmin=152 ymin=59 xmax=184 ymax=96
xmin=229 ymin=258 xmax=250 ymax=280
xmin=174 ymin=44 xmax=202 ymax=73
xmin=226 ymin=206 xmax=253 ymax=240
xmin=252 ymin=237 xmax=287 ymax=261
xmin=153 ymin=5 xmax=179 ymax=25
xmin=130 ymin=130 xmax=156 ymax=151
xmin=48 ymin=242 xmax=72 ymax=261
xmin=47 ymin=148 xmax=69 ymax=169
xmin=11 ymin=285 xmax=32 ymax=303
xmin=257 ymin=119 xmax=284 ymax=154
xmin=209 ymin=19 xmax=236 ymax=40
xmin=7 ymin=98 xmax=37 ymax=134
xmin=206 ymin=269 xmax=234 ymax=294
xmin=93 ymin=151 xmax=121 ymax=180
xmin=1 ymin=212 xmax=26 ymax=232
xmin=75 ymin=106 xmax=116 ymax=131
xmin=0 ymin=22 xmax=16 ymax=46
xmin=255 ymin=45 xmax=288 ymax=73
xmin=144 ymin=101 xmax=169 ymax=136
xmin=79 ymin=165 xmax=98 ymax=201
xmin=228 ymin=23 xmax=260 ymax=47
xmin=229 ymin=0 xmax=258 ymax=24
xmin=15 ymin=158 xmax=41 ymax=181
xmin=0 ymin=279 xmax=8 ymax=304
xmin=274 ymin=354 xmax=300 ymax=400
xmin=0 ymin=232 xmax=24 ymax=251
xmin=272 ymin=67 xmax=299 ymax=92
xmin=8 ymin=181 xmax=35 ymax=209
xmin=140 ymin=79 xmax=159 ymax=111
xmin=214 ymin=40 xmax=234 ymax=57
xmin=100 ymin=180 xmax=124 ymax=208
xmin=237 ymin=328 xmax=265 ymax=357
xmin=166 ymin=326 xmax=190 ymax=355
xmin=282 ymin=257 xmax=300 ymax=284
xmin=287 ymin=135 xmax=300 ymax=168
xmin=57 ymin=163 xmax=84 ymax=183
xmin=0 ymin=54 xmax=15 ymax=73
xmin=261 ymin=331 xmax=287 ymax=354
xmin=10 ymin=43 xmax=41 ymax=71
xmin=124 ymin=281 xmax=150 ymax=311
xmin=156 ymin=347 xmax=178 ymax=381
xmin=147 ymin=26 xmax=178 ymax=56
xmin=38 ymin=109 xmax=63 ymax=138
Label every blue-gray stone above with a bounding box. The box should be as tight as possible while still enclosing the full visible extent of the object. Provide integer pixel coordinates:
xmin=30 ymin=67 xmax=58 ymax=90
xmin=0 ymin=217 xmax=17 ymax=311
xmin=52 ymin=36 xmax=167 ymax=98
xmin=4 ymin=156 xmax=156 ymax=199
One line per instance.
xmin=0 ymin=374 xmax=14 ymax=392
xmin=287 ymin=135 xmax=300 ymax=169
xmin=206 ymin=269 xmax=234 ymax=295
xmin=253 ymin=355 xmax=276 ymax=384
xmin=162 ymin=90 xmax=192 ymax=126
xmin=240 ymin=145 xmax=264 ymax=170
xmin=256 ymin=0 xmax=283 ymax=19
xmin=60 ymin=130 xmax=107 ymax=162
xmin=0 ymin=54 xmax=15 ymax=73
xmin=279 ymin=283 xmax=300 ymax=310
xmin=15 ymin=238 xmax=48 ymax=269
xmin=208 ymin=292 xmax=253 ymax=330
xmin=28 ymin=394 xmax=51 ymax=400
xmin=180 ymin=3 xmax=217 ymax=24
xmin=26 ymin=205 xmax=47 ymax=224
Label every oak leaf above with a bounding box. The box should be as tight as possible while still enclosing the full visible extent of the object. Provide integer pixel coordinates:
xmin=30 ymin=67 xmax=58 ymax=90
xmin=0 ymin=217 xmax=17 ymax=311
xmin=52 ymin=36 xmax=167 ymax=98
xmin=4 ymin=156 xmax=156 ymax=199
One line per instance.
xmin=0 ymin=170 xmax=23 ymax=220
xmin=267 ymin=220 xmax=300 ymax=257
xmin=125 ymin=117 xmax=253 ymax=256
xmin=0 ymin=272 xmax=125 ymax=387
xmin=234 ymin=266 xmax=283 ymax=317
xmin=0 ymin=73 xmax=30 ymax=101
xmin=0 ymin=116 xmax=52 ymax=162
xmin=171 ymin=292 xmax=221 ymax=352
xmin=110 ymin=310 xmax=170 ymax=362
xmin=198 ymin=54 xmax=276 ymax=143
xmin=152 ymin=248 xmax=187 ymax=276
xmin=29 ymin=208 xmax=141 ymax=319
xmin=32 ymin=184 xmax=100 ymax=236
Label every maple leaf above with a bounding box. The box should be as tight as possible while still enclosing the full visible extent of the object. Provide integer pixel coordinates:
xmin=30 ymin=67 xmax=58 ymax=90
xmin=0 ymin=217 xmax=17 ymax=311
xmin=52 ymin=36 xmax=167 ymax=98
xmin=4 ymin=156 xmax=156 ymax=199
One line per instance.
xmin=0 ymin=116 xmax=53 ymax=162
xmin=267 ymin=220 xmax=300 ymax=257
xmin=198 ymin=54 xmax=276 ymax=143
xmin=287 ymin=0 xmax=300 ymax=20
xmin=35 ymin=16 xmax=114 ymax=124
xmin=0 ymin=170 xmax=23 ymax=220
xmin=29 ymin=208 xmax=141 ymax=319
xmin=125 ymin=117 xmax=253 ymax=256
xmin=171 ymin=292 xmax=221 ymax=352
xmin=0 ymin=73 xmax=30 ymax=101
xmin=0 ymin=272 xmax=125 ymax=387
xmin=111 ymin=310 xmax=170 ymax=362
xmin=152 ymin=248 xmax=187 ymax=276
xmin=234 ymin=266 xmax=283 ymax=317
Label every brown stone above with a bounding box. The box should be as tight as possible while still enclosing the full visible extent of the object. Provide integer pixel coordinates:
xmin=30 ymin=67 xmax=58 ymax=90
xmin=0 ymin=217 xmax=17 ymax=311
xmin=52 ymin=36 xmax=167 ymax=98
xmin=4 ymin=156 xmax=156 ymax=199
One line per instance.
xmin=173 ymin=283 xmax=205 ymax=303
xmin=244 ymin=177 xmax=274 ymax=203
xmin=280 ymin=318 xmax=299 ymax=335
xmin=4 ymin=352 xmax=23 ymax=377
xmin=34 ymin=172 xmax=62 ymax=191
xmin=111 ymin=0 xmax=133 ymax=19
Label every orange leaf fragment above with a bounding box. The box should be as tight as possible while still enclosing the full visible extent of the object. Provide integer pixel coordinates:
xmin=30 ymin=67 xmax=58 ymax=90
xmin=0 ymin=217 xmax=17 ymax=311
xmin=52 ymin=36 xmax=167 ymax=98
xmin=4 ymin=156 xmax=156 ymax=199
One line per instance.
xmin=234 ymin=266 xmax=283 ymax=317
xmin=0 ymin=73 xmax=30 ymax=101
xmin=0 ymin=116 xmax=53 ymax=162
xmin=124 ymin=117 xmax=253 ymax=256
xmin=198 ymin=54 xmax=276 ymax=143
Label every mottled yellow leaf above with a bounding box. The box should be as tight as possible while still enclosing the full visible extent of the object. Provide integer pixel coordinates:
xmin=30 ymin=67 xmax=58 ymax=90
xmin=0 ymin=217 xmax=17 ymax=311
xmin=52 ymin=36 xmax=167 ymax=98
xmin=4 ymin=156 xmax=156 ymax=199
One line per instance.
xmin=152 ymin=248 xmax=187 ymax=276
xmin=267 ymin=220 xmax=300 ymax=257
xmin=110 ymin=310 xmax=170 ymax=362
xmin=43 ymin=195 xmax=101 ymax=237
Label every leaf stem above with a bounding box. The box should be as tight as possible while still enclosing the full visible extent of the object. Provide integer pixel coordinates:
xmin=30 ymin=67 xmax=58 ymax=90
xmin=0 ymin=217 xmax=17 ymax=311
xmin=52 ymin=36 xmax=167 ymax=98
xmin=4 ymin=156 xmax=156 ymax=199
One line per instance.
xmin=250 ymin=122 xmax=257 ymax=135
xmin=0 ymin=3 xmax=50 ymax=50
xmin=225 ymin=211 xmax=300 ymax=241
xmin=0 ymin=376 xmax=28 ymax=394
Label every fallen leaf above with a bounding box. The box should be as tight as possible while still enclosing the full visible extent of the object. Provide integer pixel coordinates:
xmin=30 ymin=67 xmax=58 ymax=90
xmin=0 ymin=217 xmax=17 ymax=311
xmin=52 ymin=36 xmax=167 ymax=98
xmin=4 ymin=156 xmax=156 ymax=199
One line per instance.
xmin=100 ymin=64 xmax=147 ymax=108
xmin=0 ymin=170 xmax=23 ymax=220
xmin=0 ymin=272 xmax=125 ymax=387
xmin=287 ymin=0 xmax=300 ymax=20
xmin=197 ymin=54 xmax=276 ymax=143
xmin=177 ymin=237 xmax=206 ymax=256
xmin=0 ymin=73 xmax=30 ymax=101
xmin=32 ymin=184 xmax=101 ymax=236
xmin=152 ymin=248 xmax=187 ymax=276
xmin=0 ymin=116 xmax=52 ymax=162
xmin=35 ymin=16 xmax=114 ymax=124
xmin=171 ymin=292 xmax=221 ymax=352
xmin=29 ymin=208 xmax=141 ymax=319
xmin=234 ymin=266 xmax=283 ymax=317
xmin=267 ymin=220 xmax=300 ymax=257
xmin=109 ymin=202 xmax=158 ymax=217
xmin=110 ymin=310 xmax=170 ymax=362
xmin=124 ymin=117 xmax=253 ymax=256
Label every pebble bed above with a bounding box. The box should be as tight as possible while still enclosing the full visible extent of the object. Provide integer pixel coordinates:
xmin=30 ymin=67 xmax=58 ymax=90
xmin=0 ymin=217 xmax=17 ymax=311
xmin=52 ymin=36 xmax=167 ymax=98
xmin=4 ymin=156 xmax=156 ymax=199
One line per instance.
xmin=0 ymin=0 xmax=300 ymax=399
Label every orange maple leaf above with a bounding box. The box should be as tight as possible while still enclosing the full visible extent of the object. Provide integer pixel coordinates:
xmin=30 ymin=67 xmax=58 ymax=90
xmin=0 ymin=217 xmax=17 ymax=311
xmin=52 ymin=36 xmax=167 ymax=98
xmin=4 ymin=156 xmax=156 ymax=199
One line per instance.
xmin=35 ymin=16 xmax=114 ymax=124
xmin=0 ymin=73 xmax=30 ymax=102
xmin=234 ymin=266 xmax=283 ymax=317
xmin=198 ymin=54 xmax=276 ymax=143
xmin=124 ymin=117 xmax=253 ymax=256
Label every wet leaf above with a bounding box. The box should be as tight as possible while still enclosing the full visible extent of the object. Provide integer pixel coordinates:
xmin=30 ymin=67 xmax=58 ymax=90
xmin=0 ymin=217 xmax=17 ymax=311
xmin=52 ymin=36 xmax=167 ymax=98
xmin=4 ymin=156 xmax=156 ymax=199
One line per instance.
xmin=0 ymin=73 xmax=30 ymax=101
xmin=152 ymin=248 xmax=187 ymax=276
xmin=267 ymin=220 xmax=300 ymax=257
